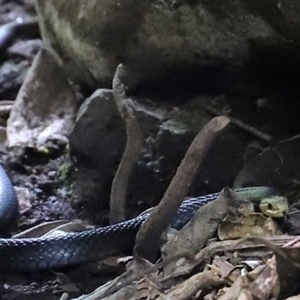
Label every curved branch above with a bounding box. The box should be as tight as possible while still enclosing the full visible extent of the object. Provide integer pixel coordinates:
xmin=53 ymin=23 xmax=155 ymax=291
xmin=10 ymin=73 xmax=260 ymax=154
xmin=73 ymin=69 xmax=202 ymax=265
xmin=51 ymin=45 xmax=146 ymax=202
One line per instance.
xmin=134 ymin=116 xmax=230 ymax=261
xmin=110 ymin=64 xmax=143 ymax=224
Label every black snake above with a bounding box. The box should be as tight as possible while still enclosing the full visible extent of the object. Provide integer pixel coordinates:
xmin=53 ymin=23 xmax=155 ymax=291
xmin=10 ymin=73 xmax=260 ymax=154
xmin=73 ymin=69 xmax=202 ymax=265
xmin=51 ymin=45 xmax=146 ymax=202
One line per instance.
xmin=0 ymin=165 xmax=280 ymax=272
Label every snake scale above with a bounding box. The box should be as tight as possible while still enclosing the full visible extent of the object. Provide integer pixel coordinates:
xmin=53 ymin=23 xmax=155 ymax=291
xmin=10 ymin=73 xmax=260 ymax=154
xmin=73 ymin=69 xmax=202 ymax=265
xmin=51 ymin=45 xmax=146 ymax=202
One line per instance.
xmin=0 ymin=165 xmax=280 ymax=272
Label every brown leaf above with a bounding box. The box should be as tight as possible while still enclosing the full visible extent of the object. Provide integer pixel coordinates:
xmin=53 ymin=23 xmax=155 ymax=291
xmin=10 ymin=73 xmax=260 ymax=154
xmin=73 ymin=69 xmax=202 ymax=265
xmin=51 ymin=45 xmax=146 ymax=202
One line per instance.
xmin=247 ymin=256 xmax=279 ymax=300
xmin=218 ymin=214 xmax=281 ymax=240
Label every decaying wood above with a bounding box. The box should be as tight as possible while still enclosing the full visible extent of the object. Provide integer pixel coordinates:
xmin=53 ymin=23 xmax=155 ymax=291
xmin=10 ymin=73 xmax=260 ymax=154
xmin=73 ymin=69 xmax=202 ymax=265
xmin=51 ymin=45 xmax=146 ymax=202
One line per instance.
xmin=68 ymin=256 xmax=174 ymax=300
xmin=194 ymin=235 xmax=300 ymax=267
xmin=167 ymin=269 xmax=225 ymax=300
xmin=217 ymin=276 xmax=245 ymax=300
xmin=110 ymin=64 xmax=143 ymax=224
xmin=248 ymin=256 xmax=279 ymax=300
xmin=69 ymin=234 xmax=299 ymax=300
xmin=235 ymin=236 xmax=300 ymax=269
xmin=134 ymin=116 xmax=230 ymax=262
xmin=162 ymin=235 xmax=300 ymax=284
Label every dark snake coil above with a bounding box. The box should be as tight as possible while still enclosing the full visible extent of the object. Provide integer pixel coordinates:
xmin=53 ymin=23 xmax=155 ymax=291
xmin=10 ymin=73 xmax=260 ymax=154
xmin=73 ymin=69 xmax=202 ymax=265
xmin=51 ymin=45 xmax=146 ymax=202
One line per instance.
xmin=0 ymin=165 xmax=277 ymax=272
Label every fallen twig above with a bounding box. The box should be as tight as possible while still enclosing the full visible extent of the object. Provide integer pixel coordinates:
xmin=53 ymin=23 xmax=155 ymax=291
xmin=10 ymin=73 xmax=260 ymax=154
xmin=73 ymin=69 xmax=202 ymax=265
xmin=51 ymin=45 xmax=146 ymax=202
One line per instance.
xmin=69 ymin=235 xmax=299 ymax=300
xmin=69 ymin=255 xmax=183 ymax=300
xmin=194 ymin=235 xmax=299 ymax=268
xmin=168 ymin=269 xmax=225 ymax=300
xmin=235 ymin=236 xmax=300 ymax=269
xmin=204 ymin=104 xmax=273 ymax=143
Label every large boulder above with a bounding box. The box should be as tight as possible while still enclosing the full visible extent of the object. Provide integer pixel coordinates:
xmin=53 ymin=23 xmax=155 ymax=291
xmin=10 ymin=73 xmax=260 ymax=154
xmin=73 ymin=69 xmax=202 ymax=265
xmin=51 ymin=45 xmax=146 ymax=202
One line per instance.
xmin=34 ymin=0 xmax=300 ymax=96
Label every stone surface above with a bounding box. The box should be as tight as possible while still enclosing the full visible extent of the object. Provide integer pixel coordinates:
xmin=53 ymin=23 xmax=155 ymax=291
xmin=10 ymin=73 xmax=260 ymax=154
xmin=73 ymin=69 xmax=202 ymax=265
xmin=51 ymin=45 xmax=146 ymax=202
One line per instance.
xmin=0 ymin=60 xmax=28 ymax=100
xmin=69 ymin=91 xmax=247 ymax=221
xmin=69 ymin=89 xmax=126 ymax=214
xmin=34 ymin=0 xmax=300 ymax=96
xmin=7 ymin=48 xmax=77 ymax=149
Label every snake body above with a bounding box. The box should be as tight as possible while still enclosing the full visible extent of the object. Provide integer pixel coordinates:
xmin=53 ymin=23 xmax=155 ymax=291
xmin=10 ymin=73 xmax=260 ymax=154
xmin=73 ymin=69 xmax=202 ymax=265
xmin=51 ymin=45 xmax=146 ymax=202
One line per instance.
xmin=0 ymin=165 xmax=19 ymax=236
xmin=0 ymin=165 xmax=280 ymax=272
xmin=0 ymin=18 xmax=39 ymax=54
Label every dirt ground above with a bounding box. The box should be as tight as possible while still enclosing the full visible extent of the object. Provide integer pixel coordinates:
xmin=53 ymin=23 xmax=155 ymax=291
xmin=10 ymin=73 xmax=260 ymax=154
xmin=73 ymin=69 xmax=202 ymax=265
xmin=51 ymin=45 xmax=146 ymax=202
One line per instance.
xmin=0 ymin=1 xmax=121 ymax=299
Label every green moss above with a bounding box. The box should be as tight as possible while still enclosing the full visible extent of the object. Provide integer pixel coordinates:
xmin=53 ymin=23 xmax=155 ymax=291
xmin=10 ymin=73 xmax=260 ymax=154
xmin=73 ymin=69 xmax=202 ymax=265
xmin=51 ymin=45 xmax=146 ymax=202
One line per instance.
xmin=160 ymin=119 xmax=189 ymax=135
xmin=36 ymin=147 xmax=50 ymax=154
xmin=58 ymin=161 xmax=72 ymax=181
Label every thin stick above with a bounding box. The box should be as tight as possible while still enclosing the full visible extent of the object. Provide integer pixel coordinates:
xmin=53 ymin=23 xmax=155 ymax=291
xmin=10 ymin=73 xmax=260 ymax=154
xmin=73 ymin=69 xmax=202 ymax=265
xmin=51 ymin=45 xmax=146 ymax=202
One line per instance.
xmin=204 ymin=104 xmax=273 ymax=143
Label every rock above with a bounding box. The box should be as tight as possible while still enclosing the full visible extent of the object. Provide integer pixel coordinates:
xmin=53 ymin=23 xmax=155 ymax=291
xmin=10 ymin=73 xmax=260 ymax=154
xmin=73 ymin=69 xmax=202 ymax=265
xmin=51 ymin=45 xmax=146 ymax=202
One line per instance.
xmin=69 ymin=88 xmax=172 ymax=219
xmin=69 ymin=92 xmax=247 ymax=222
xmin=34 ymin=0 xmax=300 ymax=96
xmin=69 ymin=89 xmax=126 ymax=215
xmin=0 ymin=60 xmax=28 ymax=100
xmin=14 ymin=186 xmax=31 ymax=214
xmin=7 ymin=48 xmax=77 ymax=149
xmin=7 ymin=39 xmax=42 ymax=60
